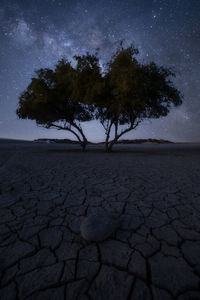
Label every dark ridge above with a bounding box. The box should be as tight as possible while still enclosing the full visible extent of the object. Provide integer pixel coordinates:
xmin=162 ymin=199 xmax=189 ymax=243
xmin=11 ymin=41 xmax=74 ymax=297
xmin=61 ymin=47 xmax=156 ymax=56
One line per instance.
xmin=34 ymin=138 xmax=93 ymax=144
xmin=98 ymin=139 xmax=173 ymax=145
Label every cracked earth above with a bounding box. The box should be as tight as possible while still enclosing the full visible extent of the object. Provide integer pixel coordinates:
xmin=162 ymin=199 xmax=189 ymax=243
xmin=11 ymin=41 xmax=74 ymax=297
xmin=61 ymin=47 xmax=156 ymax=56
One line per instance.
xmin=0 ymin=142 xmax=200 ymax=299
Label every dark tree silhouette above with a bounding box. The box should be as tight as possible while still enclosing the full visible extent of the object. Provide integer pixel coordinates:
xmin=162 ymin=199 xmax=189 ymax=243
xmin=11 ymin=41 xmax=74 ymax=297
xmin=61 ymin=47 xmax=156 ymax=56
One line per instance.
xmin=17 ymin=59 xmax=93 ymax=151
xmin=94 ymin=44 xmax=183 ymax=151
xmin=17 ymin=44 xmax=183 ymax=152
xmin=72 ymin=51 xmax=103 ymax=106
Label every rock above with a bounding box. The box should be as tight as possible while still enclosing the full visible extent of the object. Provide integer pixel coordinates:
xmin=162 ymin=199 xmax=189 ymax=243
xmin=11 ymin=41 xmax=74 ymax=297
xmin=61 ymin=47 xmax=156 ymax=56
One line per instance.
xmin=80 ymin=212 xmax=120 ymax=242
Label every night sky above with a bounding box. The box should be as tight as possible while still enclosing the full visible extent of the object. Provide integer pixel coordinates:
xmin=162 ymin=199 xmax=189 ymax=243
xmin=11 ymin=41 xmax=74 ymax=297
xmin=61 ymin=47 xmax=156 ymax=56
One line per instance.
xmin=0 ymin=0 xmax=199 ymax=142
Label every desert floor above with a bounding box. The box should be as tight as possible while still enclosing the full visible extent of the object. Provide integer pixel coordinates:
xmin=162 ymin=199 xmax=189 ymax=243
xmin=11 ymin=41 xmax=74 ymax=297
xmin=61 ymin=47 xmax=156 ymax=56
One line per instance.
xmin=0 ymin=140 xmax=200 ymax=299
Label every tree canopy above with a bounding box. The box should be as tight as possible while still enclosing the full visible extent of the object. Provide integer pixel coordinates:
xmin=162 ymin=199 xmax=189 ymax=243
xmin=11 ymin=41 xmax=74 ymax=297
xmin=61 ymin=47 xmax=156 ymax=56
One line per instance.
xmin=17 ymin=43 xmax=183 ymax=151
xmin=98 ymin=45 xmax=182 ymax=150
xmin=17 ymin=59 xmax=94 ymax=151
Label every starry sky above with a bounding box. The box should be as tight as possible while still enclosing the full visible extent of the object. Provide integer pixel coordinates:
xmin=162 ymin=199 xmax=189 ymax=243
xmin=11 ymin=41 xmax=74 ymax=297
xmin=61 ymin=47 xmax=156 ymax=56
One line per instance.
xmin=0 ymin=0 xmax=200 ymax=142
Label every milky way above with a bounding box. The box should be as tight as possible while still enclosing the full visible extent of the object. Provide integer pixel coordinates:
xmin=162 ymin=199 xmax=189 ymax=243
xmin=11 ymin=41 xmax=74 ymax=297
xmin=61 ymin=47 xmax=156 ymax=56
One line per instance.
xmin=0 ymin=0 xmax=199 ymax=142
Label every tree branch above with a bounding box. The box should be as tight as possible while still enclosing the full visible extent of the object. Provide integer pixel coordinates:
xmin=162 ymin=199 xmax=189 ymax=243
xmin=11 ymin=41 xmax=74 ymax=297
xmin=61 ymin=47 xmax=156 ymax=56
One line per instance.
xmin=116 ymin=121 xmax=139 ymax=140
xmin=107 ymin=120 xmax=140 ymax=151
xmin=114 ymin=122 xmax=118 ymax=139
xmin=72 ymin=122 xmax=87 ymax=143
xmin=48 ymin=123 xmax=82 ymax=143
xmin=105 ymin=120 xmax=113 ymax=144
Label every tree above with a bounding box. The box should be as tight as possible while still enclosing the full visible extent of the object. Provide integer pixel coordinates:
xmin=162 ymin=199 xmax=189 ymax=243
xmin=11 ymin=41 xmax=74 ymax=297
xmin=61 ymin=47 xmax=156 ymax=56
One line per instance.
xmin=17 ymin=44 xmax=183 ymax=152
xmin=94 ymin=44 xmax=183 ymax=151
xmin=16 ymin=59 xmax=93 ymax=151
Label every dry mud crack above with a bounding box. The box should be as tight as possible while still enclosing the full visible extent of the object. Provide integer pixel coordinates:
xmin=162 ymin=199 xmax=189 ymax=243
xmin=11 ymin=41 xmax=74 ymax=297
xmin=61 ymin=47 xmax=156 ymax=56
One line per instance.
xmin=0 ymin=142 xmax=200 ymax=299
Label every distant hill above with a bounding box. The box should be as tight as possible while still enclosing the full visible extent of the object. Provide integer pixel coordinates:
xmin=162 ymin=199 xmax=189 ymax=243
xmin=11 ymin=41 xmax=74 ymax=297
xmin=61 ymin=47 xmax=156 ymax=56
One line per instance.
xmin=34 ymin=138 xmax=173 ymax=144
xmin=0 ymin=138 xmax=32 ymax=143
xmin=98 ymin=139 xmax=173 ymax=144
xmin=34 ymin=138 xmax=80 ymax=144
xmin=115 ymin=139 xmax=173 ymax=144
xmin=34 ymin=138 xmax=96 ymax=144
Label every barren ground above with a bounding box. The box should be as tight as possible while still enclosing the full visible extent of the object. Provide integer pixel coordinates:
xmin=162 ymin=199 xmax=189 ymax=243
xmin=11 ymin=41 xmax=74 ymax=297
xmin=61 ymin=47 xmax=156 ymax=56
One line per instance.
xmin=0 ymin=141 xmax=200 ymax=299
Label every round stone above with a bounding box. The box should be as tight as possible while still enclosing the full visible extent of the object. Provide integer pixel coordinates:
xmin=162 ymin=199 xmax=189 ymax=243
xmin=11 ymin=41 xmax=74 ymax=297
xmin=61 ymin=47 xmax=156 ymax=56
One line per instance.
xmin=80 ymin=212 xmax=120 ymax=242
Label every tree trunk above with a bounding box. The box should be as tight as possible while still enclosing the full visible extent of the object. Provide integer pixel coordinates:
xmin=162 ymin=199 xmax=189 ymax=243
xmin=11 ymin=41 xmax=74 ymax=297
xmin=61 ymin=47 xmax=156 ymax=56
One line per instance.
xmin=108 ymin=142 xmax=114 ymax=152
xmin=105 ymin=140 xmax=115 ymax=152
xmin=48 ymin=122 xmax=88 ymax=152
xmin=105 ymin=141 xmax=109 ymax=152
xmin=104 ymin=122 xmax=139 ymax=152
xmin=81 ymin=141 xmax=87 ymax=152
